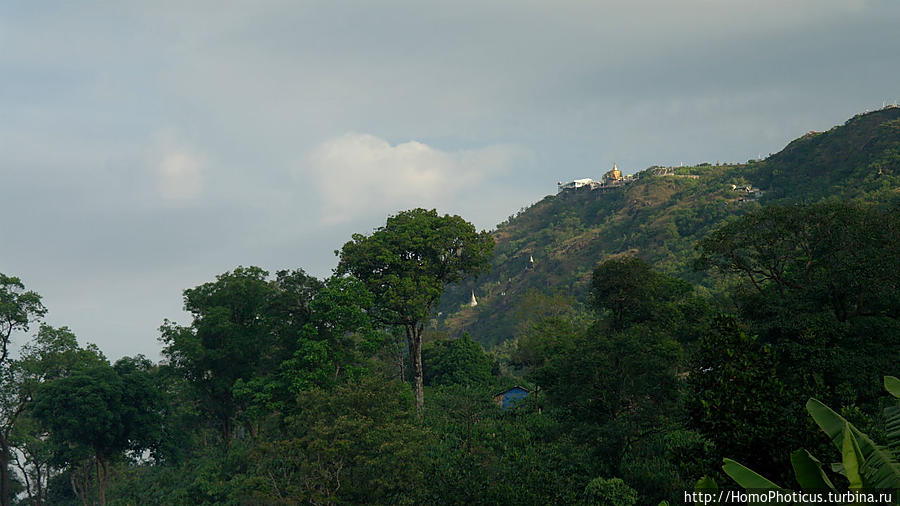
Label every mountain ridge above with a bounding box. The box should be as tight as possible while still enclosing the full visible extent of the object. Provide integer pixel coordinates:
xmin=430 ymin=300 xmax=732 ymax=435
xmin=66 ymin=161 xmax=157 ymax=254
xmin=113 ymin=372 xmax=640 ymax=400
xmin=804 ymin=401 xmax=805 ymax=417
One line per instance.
xmin=436 ymin=107 xmax=900 ymax=347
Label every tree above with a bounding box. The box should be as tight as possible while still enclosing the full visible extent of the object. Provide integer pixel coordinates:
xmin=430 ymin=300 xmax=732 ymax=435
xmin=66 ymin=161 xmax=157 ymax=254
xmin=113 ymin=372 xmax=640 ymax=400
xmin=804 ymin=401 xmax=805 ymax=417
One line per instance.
xmin=31 ymin=357 xmax=164 ymax=506
xmin=9 ymin=325 xmax=106 ymax=506
xmin=0 ymin=360 xmax=25 ymax=506
xmin=534 ymin=323 xmax=681 ymax=470
xmin=422 ymin=333 xmax=493 ymax=387
xmin=283 ymin=275 xmax=381 ymax=391
xmin=686 ymin=315 xmax=794 ymax=481
xmin=160 ymin=266 xmax=320 ymax=440
xmin=234 ymin=276 xmax=383 ymax=420
xmin=423 ymin=383 xmax=596 ymax=504
xmin=266 ymin=269 xmax=325 ymax=361
xmin=0 ymin=274 xmax=46 ymax=365
xmin=336 ymin=208 xmax=494 ymax=413
xmin=591 ymin=256 xmax=691 ymax=331
xmin=228 ymin=377 xmax=431 ymax=505
xmin=525 ymin=259 xmax=703 ymax=502
xmin=695 ymin=202 xmax=899 ymax=321
xmin=0 ymin=273 xmax=45 ymax=506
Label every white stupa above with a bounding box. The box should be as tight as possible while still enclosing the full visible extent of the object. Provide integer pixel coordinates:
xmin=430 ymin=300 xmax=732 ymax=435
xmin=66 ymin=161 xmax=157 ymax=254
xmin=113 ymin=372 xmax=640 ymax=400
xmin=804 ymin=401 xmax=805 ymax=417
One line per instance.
xmin=469 ymin=290 xmax=478 ymax=307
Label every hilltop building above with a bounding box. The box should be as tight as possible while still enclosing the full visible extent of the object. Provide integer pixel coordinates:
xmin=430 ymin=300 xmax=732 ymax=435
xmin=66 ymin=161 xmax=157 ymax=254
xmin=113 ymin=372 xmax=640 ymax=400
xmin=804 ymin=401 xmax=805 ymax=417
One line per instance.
xmin=557 ymin=178 xmax=598 ymax=192
xmin=603 ymin=163 xmax=623 ymax=184
xmin=558 ymin=163 xmax=633 ymax=194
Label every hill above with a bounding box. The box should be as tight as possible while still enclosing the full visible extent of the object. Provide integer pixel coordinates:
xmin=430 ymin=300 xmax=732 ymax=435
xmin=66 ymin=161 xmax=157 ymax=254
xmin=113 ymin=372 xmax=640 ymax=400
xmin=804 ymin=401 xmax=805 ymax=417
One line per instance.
xmin=436 ymin=107 xmax=900 ymax=347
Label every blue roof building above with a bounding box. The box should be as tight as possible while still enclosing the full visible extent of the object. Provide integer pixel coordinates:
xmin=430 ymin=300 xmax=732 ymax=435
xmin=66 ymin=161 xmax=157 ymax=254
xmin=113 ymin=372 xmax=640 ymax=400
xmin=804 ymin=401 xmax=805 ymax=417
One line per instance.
xmin=493 ymin=386 xmax=530 ymax=410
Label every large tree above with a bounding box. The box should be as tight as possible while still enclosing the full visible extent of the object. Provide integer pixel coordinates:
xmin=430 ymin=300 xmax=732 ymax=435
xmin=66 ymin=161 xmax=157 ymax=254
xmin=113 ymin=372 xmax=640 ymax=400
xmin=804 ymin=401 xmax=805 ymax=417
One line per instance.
xmin=0 ymin=274 xmax=45 ymax=506
xmin=10 ymin=325 xmax=106 ymax=506
xmin=695 ymin=202 xmax=899 ymax=320
xmin=336 ymin=208 xmax=494 ymax=413
xmin=160 ymin=266 xmax=321 ymax=440
xmin=32 ymin=356 xmax=163 ymax=506
xmin=234 ymin=275 xmax=383 ymax=421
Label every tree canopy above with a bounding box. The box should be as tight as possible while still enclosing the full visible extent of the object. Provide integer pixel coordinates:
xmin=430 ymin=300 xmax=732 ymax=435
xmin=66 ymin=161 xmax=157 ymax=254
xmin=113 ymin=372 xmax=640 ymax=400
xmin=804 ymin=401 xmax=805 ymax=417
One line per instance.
xmin=159 ymin=266 xmax=321 ymax=440
xmin=336 ymin=208 xmax=494 ymax=412
xmin=32 ymin=356 xmax=163 ymax=505
xmin=0 ymin=273 xmax=46 ymax=365
xmin=422 ymin=333 xmax=493 ymax=388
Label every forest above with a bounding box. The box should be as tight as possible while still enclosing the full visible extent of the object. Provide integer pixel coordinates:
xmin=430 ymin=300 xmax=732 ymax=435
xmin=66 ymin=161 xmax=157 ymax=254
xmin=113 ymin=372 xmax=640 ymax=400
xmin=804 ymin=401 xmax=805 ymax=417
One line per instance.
xmin=2 ymin=199 xmax=898 ymax=505
xmin=1 ymin=110 xmax=899 ymax=505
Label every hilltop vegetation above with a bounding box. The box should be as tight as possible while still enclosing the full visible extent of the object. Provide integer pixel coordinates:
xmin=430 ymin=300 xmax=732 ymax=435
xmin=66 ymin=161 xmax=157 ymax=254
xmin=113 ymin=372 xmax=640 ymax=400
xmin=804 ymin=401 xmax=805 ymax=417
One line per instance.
xmin=751 ymin=107 xmax=900 ymax=203
xmin=438 ymin=107 xmax=900 ymax=347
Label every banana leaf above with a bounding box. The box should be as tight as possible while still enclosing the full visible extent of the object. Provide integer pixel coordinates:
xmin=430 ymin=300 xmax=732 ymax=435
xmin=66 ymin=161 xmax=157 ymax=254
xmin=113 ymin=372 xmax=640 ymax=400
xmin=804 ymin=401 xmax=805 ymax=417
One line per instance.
xmin=886 ymin=404 xmax=900 ymax=453
xmin=723 ymin=458 xmax=783 ymax=489
xmin=885 ymin=376 xmax=900 ymax=399
xmin=841 ymin=423 xmax=865 ymax=489
xmin=807 ymin=398 xmax=900 ymax=488
xmin=790 ymin=449 xmax=835 ymax=490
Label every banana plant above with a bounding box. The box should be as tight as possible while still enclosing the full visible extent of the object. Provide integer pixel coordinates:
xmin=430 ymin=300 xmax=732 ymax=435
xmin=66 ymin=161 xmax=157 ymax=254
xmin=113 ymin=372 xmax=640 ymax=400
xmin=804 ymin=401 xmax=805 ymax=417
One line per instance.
xmin=722 ymin=376 xmax=900 ymax=490
xmin=886 ymin=376 xmax=900 ymax=457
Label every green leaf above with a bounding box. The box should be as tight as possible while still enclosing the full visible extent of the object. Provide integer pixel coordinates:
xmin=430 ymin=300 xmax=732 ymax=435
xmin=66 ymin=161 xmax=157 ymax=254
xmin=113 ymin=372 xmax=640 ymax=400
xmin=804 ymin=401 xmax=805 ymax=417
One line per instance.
xmin=830 ymin=462 xmax=845 ymax=477
xmin=790 ymin=449 xmax=835 ymax=490
xmin=885 ymin=376 xmax=900 ymax=399
xmin=807 ymin=398 xmax=900 ymax=488
xmin=885 ymin=404 xmax=900 ymax=453
xmin=722 ymin=458 xmax=783 ymax=489
xmin=841 ymin=423 xmax=865 ymax=490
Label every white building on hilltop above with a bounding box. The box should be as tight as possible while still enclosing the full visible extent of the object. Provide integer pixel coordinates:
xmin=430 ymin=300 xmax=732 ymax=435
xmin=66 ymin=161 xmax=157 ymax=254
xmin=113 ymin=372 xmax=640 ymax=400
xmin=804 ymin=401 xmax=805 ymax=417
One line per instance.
xmin=557 ymin=178 xmax=597 ymax=192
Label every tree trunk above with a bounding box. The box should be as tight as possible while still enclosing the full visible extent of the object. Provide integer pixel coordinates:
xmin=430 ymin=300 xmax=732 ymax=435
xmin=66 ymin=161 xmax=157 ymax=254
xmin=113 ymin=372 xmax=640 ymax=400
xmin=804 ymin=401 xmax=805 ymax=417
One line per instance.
xmin=222 ymin=417 xmax=233 ymax=442
xmin=71 ymin=463 xmax=89 ymax=506
xmin=396 ymin=332 xmax=406 ymax=382
xmin=0 ymin=437 xmax=9 ymax=506
xmin=96 ymin=455 xmax=108 ymax=506
xmin=406 ymin=324 xmax=425 ymax=417
xmin=35 ymin=462 xmax=43 ymax=506
xmin=22 ymin=468 xmax=34 ymax=506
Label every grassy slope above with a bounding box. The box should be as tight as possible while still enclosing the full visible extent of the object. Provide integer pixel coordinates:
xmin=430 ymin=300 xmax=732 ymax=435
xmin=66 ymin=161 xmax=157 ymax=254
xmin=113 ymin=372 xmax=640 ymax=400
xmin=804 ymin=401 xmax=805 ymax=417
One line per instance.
xmin=438 ymin=108 xmax=900 ymax=347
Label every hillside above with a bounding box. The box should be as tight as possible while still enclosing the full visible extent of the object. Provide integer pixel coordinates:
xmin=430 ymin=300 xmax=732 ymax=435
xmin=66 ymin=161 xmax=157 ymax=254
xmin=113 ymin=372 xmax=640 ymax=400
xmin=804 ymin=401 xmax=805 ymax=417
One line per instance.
xmin=437 ymin=107 xmax=900 ymax=347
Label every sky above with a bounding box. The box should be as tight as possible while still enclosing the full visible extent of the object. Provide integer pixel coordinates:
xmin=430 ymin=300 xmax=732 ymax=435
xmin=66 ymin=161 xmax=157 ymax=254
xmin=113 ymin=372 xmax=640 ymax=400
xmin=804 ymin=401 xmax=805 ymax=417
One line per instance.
xmin=2 ymin=0 xmax=899 ymax=359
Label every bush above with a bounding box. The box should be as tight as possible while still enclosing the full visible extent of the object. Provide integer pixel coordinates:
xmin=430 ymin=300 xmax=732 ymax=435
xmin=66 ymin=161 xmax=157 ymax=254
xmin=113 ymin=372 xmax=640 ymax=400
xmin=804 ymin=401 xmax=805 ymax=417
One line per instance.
xmin=584 ymin=477 xmax=638 ymax=506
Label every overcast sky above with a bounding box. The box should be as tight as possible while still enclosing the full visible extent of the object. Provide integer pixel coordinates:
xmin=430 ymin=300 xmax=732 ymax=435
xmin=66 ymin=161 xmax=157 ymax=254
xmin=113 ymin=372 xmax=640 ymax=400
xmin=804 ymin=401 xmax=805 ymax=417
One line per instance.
xmin=2 ymin=0 xmax=899 ymax=359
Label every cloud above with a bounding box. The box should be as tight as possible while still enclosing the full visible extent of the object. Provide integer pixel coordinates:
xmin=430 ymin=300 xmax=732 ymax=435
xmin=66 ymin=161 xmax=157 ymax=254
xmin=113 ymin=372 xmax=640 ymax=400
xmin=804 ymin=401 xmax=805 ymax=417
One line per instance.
xmin=159 ymin=152 xmax=204 ymax=199
xmin=153 ymin=133 xmax=207 ymax=201
xmin=307 ymin=133 xmax=532 ymax=223
xmin=2 ymin=0 xmax=898 ymax=362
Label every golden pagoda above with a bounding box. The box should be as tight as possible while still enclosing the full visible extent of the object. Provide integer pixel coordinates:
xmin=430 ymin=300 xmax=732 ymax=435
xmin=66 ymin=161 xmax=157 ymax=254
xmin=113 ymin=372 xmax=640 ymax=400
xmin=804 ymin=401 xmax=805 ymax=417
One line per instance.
xmin=603 ymin=162 xmax=623 ymax=184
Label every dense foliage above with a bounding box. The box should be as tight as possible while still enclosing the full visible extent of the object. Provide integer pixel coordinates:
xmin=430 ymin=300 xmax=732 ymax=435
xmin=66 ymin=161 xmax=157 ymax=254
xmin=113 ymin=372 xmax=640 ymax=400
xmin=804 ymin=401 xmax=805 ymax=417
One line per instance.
xmin=0 ymin=109 xmax=897 ymax=504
